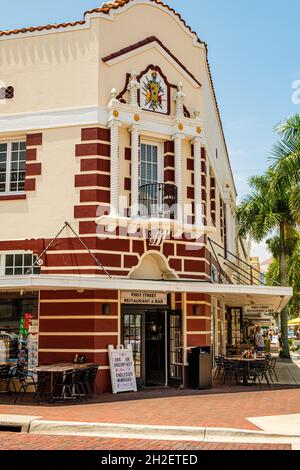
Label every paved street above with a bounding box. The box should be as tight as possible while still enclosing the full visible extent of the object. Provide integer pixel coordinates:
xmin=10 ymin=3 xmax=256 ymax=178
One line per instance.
xmin=1 ymin=385 xmax=300 ymax=431
xmin=0 ymin=361 xmax=299 ymax=450
xmin=0 ymin=432 xmax=291 ymax=450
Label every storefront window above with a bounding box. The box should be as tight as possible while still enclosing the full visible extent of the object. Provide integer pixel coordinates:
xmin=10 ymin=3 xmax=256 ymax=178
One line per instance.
xmin=123 ymin=314 xmax=142 ymax=379
xmin=227 ymin=308 xmax=243 ymax=347
xmin=0 ymin=292 xmax=39 ymax=369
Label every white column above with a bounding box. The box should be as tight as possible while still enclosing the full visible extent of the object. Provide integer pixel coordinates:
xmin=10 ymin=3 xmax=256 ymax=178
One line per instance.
xmin=108 ymin=119 xmax=120 ymax=215
xmin=130 ymin=124 xmax=140 ymax=217
xmin=173 ymin=133 xmax=184 ymax=225
xmin=193 ymin=136 xmax=202 ymax=227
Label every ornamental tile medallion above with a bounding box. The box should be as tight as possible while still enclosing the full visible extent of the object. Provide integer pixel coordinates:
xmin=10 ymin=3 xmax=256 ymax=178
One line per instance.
xmin=140 ymin=69 xmax=168 ymax=114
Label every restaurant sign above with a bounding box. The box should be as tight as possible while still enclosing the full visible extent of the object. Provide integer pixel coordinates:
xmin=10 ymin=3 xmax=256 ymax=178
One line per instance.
xmin=108 ymin=345 xmax=137 ymax=394
xmin=121 ymin=291 xmax=168 ymax=305
xmin=244 ymin=305 xmax=276 ymax=315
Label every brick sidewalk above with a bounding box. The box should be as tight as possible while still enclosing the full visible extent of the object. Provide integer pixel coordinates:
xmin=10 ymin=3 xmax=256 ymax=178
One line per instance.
xmin=0 ymin=385 xmax=300 ymax=431
xmin=0 ymin=433 xmax=291 ymax=451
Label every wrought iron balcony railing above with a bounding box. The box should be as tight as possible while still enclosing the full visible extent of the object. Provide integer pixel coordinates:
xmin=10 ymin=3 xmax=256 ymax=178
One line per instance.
xmin=139 ymin=183 xmax=177 ymax=219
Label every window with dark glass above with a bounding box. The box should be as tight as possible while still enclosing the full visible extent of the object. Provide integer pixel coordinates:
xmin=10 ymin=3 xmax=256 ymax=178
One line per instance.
xmin=5 ymin=253 xmax=40 ymax=276
xmin=140 ymin=144 xmax=159 ymax=186
xmin=0 ymin=141 xmax=26 ymax=193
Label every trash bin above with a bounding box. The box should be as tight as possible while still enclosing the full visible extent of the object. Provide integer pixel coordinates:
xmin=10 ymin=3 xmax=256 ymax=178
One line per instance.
xmin=188 ymin=346 xmax=212 ymax=389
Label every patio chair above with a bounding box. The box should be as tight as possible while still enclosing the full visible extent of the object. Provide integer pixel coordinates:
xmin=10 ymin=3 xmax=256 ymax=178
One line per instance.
xmin=0 ymin=365 xmax=11 ymax=394
xmin=51 ymin=370 xmax=75 ymax=402
xmin=248 ymin=360 xmax=270 ymax=388
xmin=268 ymin=357 xmax=279 ymax=382
xmin=87 ymin=365 xmax=100 ymax=397
xmin=222 ymin=359 xmax=235 ymax=384
xmin=230 ymin=360 xmax=245 ymax=385
xmin=14 ymin=370 xmax=38 ymax=403
xmin=213 ymin=356 xmax=224 ymax=381
xmin=7 ymin=363 xmax=26 ymax=393
xmin=33 ymin=372 xmax=51 ymax=403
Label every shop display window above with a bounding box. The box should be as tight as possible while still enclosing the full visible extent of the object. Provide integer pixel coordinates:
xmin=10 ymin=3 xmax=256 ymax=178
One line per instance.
xmin=0 ymin=292 xmax=39 ymax=369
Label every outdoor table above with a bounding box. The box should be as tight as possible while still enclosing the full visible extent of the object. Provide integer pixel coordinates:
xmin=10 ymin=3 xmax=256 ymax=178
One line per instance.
xmin=36 ymin=363 xmax=94 ymax=400
xmin=227 ymin=357 xmax=266 ymax=385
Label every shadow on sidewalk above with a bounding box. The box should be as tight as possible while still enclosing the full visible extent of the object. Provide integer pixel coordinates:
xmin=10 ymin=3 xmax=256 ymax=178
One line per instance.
xmin=0 ymin=382 xmax=299 ymax=408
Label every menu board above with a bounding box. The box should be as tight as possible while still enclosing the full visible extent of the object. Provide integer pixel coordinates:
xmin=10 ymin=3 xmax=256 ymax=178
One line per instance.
xmin=108 ymin=345 xmax=137 ymax=394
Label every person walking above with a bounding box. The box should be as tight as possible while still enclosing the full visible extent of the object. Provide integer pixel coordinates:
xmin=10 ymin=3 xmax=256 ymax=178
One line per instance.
xmin=255 ymin=326 xmax=265 ymax=353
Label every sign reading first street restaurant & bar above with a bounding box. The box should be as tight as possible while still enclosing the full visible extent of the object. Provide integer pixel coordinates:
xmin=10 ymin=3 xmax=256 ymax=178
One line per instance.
xmin=121 ymin=291 xmax=168 ymax=305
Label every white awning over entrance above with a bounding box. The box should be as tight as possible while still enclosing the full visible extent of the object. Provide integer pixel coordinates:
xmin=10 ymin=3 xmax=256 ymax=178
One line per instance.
xmin=0 ymin=275 xmax=292 ymax=314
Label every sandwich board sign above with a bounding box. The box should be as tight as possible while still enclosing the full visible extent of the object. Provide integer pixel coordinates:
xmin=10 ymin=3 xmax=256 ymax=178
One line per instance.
xmin=108 ymin=345 xmax=137 ymax=394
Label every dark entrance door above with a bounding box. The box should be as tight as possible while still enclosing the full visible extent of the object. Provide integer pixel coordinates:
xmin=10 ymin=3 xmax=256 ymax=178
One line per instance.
xmin=121 ymin=306 xmax=183 ymax=388
xmin=145 ymin=310 xmax=166 ymax=386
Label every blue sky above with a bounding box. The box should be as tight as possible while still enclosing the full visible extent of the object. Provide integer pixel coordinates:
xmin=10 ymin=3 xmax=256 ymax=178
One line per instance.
xmin=1 ymin=0 xmax=299 ymax=258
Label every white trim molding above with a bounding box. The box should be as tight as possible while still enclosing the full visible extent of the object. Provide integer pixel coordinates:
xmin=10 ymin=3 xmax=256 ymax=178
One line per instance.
xmin=0 ymin=274 xmax=292 ymax=314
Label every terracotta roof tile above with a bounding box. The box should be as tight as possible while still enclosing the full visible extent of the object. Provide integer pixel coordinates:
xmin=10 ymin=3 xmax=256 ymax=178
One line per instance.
xmin=85 ymin=0 xmax=204 ymax=44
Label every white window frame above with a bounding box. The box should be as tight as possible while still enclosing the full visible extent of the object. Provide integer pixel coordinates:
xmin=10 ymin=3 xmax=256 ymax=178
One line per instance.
xmin=139 ymin=140 xmax=163 ymax=187
xmin=0 ymin=251 xmax=38 ymax=276
xmin=0 ymin=140 xmax=26 ymax=195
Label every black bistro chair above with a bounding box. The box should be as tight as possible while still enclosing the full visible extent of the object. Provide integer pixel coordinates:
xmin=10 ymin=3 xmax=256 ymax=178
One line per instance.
xmin=214 ymin=356 xmax=224 ymax=381
xmin=0 ymin=365 xmax=11 ymax=394
xmin=268 ymin=357 xmax=279 ymax=383
xmin=14 ymin=369 xmax=38 ymax=403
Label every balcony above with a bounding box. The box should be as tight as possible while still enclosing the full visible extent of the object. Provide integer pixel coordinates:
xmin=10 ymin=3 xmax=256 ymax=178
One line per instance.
xmin=139 ymin=183 xmax=177 ymax=219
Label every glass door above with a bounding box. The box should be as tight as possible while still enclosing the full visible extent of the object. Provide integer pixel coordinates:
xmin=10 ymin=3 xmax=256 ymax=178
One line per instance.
xmin=122 ymin=312 xmax=143 ymax=385
xmin=168 ymin=310 xmax=183 ymax=388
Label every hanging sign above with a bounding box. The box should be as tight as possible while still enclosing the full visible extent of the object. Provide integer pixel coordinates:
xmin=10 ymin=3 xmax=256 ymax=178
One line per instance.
xmin=121 ymin=291 xmax=168 ymax=305
xmin=108 ymin=345 xmax=137 ymax=394
xmin=244 ymin=305 xmax=276 ymax=315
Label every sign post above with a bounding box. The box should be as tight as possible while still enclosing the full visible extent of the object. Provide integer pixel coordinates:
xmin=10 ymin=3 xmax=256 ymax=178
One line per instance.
xmin=108 ymin=345 xmax=137 ymax=394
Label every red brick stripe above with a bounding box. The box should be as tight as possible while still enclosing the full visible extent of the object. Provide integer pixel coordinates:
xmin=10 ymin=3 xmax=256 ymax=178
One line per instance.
xmin=26 ymin=133 xmax=43 ymax=146
xmin=81 ymin=127 xmax=110 ymax=142
xmin=0 ymin=194 xmax=26 ymax=201
xmin=25 ymin=179 xmax=36 ymax=191
xmin=80 ymin=158 xmax=110 ymax=173
xmin=26 ymin=148 xmax=37 ymax=161
xmin=75 ymin=143 xmax=110 ymax=157
xmin=75 ymin=174 xmax=110 ymax=188
xmin=80 ymin=189 xmax=110 ymax=203
xmin=26 ymin=162 xmax=42 ymax=177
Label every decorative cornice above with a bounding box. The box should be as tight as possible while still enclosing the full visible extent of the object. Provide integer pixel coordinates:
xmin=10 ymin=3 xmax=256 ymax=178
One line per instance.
xmin=102 ymin=36 xmax=202 ymax=88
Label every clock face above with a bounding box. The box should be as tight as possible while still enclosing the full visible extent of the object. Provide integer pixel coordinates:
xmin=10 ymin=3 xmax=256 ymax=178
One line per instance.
xmin=140 ymin=69 xmax=168 ymax=114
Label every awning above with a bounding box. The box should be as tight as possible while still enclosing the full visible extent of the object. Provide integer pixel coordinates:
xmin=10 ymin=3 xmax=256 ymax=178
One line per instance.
xmin=0 ymin=275 xmax=292 ymax=314
xmin=288 ymin=318 xmax=300 ymax=325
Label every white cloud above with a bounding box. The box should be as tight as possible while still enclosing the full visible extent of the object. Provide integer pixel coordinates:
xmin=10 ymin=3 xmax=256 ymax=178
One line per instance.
xmin=250 ymin=241 xmax=270 ymax=262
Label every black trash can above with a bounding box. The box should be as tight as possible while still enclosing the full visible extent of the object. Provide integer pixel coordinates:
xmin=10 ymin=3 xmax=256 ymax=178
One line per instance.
xmin=188 ymin=346 xmax=212 ymax=389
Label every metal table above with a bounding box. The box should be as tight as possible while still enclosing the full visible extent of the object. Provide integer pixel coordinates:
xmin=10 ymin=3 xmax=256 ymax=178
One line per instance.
xmin=36 ymin=363 xmax=94 ymax=400
xmin=227 ymin=357 xmax=266 ymax=385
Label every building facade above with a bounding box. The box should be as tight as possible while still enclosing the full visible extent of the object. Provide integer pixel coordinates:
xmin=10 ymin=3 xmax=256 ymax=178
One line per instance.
xmin=0 ymin=1 xmax=291 ymax=391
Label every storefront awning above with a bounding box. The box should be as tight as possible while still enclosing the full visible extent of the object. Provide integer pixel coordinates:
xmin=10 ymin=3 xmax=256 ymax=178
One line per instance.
xmin=0 ymin=275 xmax=292 ymax=314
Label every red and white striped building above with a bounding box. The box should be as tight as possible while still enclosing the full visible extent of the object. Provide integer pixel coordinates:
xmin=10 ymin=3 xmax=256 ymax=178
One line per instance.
xmin=0 ymin=1 xmax=291 ymax=391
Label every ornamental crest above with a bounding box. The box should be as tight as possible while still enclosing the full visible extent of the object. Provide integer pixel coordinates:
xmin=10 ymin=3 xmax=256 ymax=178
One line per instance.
xmin=140 ymin=69 xmax=168 ymax=114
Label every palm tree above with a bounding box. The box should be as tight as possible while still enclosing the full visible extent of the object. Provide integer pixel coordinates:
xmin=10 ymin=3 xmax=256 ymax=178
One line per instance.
xmin=266 ymin=235 xmax=300 ymax=319
xmin=272 ymin=114 xmax=300 ymax=214
xmin=237 ymin=169 xmax=297 ymax=358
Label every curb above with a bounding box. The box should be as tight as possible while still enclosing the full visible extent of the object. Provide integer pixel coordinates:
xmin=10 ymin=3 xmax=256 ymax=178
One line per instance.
xmin=26 ymin=420 xmax=300 ymax=445
xmin=0 ymin=414 xmax=41 ymax=433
